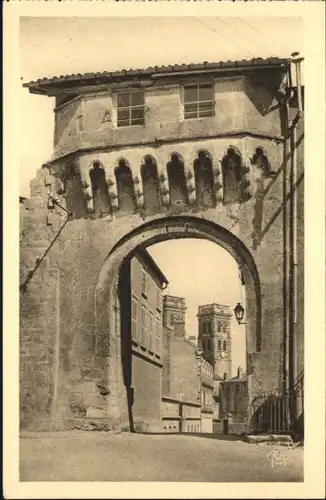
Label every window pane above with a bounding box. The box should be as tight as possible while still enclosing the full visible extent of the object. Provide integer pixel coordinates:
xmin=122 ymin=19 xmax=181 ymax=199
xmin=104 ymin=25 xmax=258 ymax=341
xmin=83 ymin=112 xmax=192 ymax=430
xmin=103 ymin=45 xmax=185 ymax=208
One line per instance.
xmin=117 ymin=93 xmax=131 ymax=108
xmin=199 ymin=108 xmax=214 ymax=118
xmin=199 ymin=101 xmax=214 ymax=112
xmin=131 ymin=108 xmax=144 ymax=120
xmin=184 ymin=111 xmax=198 ymax=120
xmin=184 ymin=85 xmax=198 ymax=103
xmin=131 ymin=91 xmax=144 ymax=106
xmin=117 ymin=109 xmax=130 ymax=127
xmin=184 ymin=102 xmax=198 ymax=119
xmin=131 ymin=118 xmax=144 ymax=126
xmin=199 ymin=84 xmax=213 ymax=101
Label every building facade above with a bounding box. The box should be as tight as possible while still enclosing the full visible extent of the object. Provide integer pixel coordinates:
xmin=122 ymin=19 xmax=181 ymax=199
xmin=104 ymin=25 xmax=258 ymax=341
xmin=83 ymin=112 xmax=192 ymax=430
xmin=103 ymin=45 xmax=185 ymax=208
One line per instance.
xmin=121 ymin=248 xmax=168 ymax=432
xmin=20 ymin=57 xmax=304 ymax=434
xmin=219 ymin=366 xmax=249 ymax=435
xmin=162 ymin=295 xmax=214 ymax=433
xmin=199 ymin=356 xmax=214 ymax=433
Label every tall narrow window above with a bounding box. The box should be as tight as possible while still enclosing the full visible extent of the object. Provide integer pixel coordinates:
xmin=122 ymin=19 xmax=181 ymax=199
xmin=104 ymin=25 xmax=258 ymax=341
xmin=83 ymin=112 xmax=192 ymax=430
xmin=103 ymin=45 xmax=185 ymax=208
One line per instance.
xmin=218 ymin=340 xmax=222 ymax=351
xmin=156 ymin=287 xmax=162 ymax=311
xmin=141 ymin=305 xmax=147 ymax=346
xmin=148 ymin=313 xmax=153 ymax=351
xmin=223 ymin=341 xmax=227 ymax=352
xmin=141 ymin=268 xmax=148 ymax=297
xmin=131 ymin=297 xmax=138 ymax=341
xmin=184 ymin=83 xmax=214 ymax=119
xmin=156 ymin=318 xmax=161 ymax=354
xmin=117 ymin=91 xmax=145 ymax=127
xmin=217 ymin=322 xmax=221 ymax=332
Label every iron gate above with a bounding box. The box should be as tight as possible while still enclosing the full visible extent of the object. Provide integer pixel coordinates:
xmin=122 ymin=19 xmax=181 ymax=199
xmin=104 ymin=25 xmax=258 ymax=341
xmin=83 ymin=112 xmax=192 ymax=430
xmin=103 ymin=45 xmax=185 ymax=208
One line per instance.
xmin=246 ymin=371 xmax=304 ymax=435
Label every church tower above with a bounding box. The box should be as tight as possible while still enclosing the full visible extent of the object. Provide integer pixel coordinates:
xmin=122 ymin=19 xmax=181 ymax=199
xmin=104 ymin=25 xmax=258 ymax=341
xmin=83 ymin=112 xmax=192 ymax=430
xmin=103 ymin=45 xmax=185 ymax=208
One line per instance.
xmin=197 ymin=303 xmax=232 ymax=380
xmin=163 ymin=295 xmax=187 ymax=337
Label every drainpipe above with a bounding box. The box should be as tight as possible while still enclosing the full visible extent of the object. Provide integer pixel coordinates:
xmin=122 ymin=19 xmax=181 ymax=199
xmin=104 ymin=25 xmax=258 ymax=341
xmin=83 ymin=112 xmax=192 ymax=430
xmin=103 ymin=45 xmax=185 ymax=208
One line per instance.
xmin=281 ymin=62 xmax=293 ymax=432
xmin=282 ymin=71 xmax=291 ymax=398
xmin=289 ymin=53 xmax=304 ymax=428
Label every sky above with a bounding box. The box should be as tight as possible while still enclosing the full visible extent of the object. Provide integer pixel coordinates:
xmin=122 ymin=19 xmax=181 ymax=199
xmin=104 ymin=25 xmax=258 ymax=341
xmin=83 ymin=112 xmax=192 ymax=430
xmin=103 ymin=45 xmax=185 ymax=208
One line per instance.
xmin=19 ymin=16 xmax=304 ymax=376
xmin=147 ymin=239 xmax=247 ymax=375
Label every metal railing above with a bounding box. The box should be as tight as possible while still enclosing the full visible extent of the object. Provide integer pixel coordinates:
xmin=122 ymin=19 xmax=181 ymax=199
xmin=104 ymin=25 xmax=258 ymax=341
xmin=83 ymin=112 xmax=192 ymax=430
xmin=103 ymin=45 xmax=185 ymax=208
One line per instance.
xmin=246 ymin=373 xmax=304 ymax=436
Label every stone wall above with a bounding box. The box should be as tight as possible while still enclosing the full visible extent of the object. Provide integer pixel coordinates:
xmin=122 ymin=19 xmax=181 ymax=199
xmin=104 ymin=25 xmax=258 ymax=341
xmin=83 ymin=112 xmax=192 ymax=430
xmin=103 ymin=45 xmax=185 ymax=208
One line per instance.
xmin=19 ymin=66 xmax=304 ymax=432
xmin=162 ymin=331 xmax=200 ymax=404
xmin=51 ymin=72 xmax=284 ymax=160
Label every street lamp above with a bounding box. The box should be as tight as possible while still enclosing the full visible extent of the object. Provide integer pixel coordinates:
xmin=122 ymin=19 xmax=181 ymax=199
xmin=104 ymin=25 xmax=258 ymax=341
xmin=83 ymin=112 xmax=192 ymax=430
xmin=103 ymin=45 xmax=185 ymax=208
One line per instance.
xmin=234 ymin=302 xmax=245 ymax=325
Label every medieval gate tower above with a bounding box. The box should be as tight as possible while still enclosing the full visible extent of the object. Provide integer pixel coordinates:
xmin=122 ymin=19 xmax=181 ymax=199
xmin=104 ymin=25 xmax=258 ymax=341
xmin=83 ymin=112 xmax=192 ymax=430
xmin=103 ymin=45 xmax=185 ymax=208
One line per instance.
xmin=20 ymin=56 xmax=304 ymax=433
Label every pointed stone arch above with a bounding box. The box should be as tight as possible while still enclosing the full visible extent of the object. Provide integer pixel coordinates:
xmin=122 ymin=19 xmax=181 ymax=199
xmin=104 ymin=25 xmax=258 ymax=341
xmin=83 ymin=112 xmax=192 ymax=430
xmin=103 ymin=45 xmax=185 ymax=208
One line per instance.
xmin=89 ymin=160 xmax=111 ymax=216
xmin=251 ymin=146 xmax=272 ymax=177
xmin=114 ymin=159 xmax=137 ymax=214
xmin=62 ymin=162 xmax=87 ymax=219
xmin=140 ymin=155 xmax=161 ymax=211
xmin=193 ymin=149 xmax=216 ymax=208
xmin=166 ymin=152 xmax=188 ymax=206
xmin=221 ymin=146 xmax=243 ymax=204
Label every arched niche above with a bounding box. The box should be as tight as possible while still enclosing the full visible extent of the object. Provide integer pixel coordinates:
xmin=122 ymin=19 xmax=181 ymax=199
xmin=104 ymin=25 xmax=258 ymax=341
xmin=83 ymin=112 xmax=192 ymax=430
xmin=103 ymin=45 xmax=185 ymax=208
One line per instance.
xmin=63 ymin=163 xmax=87 ymax=219
xmin=166 ymin=153 xmax=188 ymax=206
xmin=89 ymin=161 xmax=111 ymax=216
xmin=221 ymin=146 xmax=243 ymax=204
xmin=114 ymin=159 xmax=136 ymax=214
xmin=251 ymin=146 xmax=272 ymax=177
xmin=140 ymin=155 xmax=161 ymax=211
xmin=193 ymin=150 xmax=216 ymax=208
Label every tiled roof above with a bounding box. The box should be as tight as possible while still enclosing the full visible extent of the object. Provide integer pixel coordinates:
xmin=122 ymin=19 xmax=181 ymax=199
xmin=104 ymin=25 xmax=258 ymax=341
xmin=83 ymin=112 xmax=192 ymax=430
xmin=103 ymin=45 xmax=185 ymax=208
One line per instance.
xmin=223 ymin=374 xmax=248 ymax=384
xmin=23 ymin=57 xmax=290 ymax=93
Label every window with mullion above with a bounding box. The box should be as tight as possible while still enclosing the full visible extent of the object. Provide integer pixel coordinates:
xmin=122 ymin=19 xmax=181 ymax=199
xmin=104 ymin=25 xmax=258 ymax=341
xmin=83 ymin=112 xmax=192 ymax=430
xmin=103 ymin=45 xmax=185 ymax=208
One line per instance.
xmin=184 ymin=83 xmax=214 ymax=120
xmin=117 ymin=91 xmax=145 ymax=127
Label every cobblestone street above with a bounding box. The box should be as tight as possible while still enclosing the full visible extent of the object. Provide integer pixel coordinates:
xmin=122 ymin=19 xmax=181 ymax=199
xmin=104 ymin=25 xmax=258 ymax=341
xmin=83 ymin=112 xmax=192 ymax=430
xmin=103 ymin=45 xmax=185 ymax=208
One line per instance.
xmin=20 ymin=431 xmax=303 ymax=482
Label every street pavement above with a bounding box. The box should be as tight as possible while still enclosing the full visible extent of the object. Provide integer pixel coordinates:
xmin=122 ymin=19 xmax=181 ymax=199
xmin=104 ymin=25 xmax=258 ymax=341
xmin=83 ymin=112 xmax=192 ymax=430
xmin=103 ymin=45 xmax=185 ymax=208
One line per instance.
xmin=20 ymin=431 xmax=303 ymax=482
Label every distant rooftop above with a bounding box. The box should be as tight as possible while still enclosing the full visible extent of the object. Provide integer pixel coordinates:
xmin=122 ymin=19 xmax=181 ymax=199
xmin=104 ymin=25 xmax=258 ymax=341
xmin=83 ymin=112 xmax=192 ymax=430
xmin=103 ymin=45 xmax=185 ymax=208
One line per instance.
xmin=23 ymin=57 xmax=290 ymax=95
xmin=197 ymin=303 xmax=232 ymax=317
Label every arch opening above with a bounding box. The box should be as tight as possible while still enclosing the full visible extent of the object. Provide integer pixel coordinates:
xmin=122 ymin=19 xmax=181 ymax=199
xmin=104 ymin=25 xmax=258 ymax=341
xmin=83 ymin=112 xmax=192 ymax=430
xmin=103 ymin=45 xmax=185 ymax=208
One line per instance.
xmin=166 ymin=154 xmax=188 ymax=206
xmin=64 ymin=163 xmax=86 ymax=218
xmin=89 ymin=161 xmax=111 ymax=216
xmin=115 ymin=159 xmax=136 ymax=213
xmin=221 ymin=147 xmax=243 ymax=204
xmin=140 ymin=156 xmax=161 ymax=211
xmin=194 ymin=150 xmax=216 ymax=208
xmin=94 ymin=216 xmax=262 ymax=433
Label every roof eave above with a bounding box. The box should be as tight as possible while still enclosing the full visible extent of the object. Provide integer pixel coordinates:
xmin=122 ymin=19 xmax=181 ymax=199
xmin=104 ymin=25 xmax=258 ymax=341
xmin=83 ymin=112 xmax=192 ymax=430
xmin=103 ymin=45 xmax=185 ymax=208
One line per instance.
xmin=22 ymin=58 xmax=291 ymax=96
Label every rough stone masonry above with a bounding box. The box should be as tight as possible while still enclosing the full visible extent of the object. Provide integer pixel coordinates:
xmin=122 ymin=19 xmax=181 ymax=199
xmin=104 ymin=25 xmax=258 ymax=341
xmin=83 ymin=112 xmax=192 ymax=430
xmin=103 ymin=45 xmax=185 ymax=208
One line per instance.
xmin=20 ymin=58 xmax=304 ymax=433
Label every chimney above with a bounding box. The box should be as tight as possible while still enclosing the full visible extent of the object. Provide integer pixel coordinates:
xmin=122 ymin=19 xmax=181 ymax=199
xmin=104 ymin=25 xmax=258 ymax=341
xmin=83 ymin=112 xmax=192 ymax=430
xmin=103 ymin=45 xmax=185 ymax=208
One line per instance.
xmin=237 ymin=366 xmax=243 ymax=378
